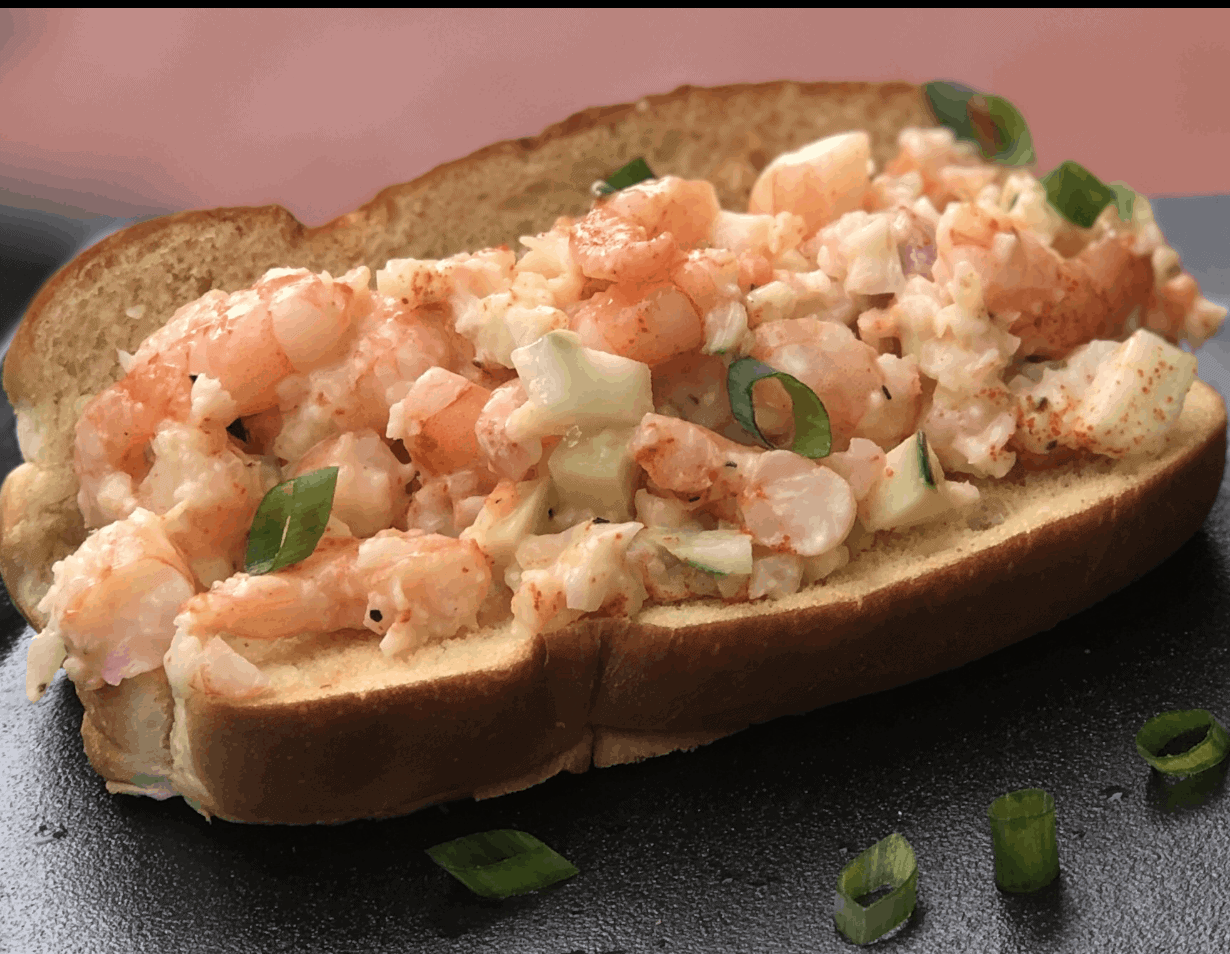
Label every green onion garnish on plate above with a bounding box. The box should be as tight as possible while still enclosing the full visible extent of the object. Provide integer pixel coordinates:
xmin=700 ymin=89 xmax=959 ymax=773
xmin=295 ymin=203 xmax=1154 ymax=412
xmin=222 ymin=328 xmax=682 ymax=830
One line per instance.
xmin=727 ymin=357 xmax=831 ymax=459
xmin=986 ymin=788 xmax=1059 ymax=893
xmin=591 ymin=157 xmax=656 ymax=197
xmin=923 ymin=81 xmax=1035 ymax=166
xmin=1135 ymin=708 xmax=1230 ymax=777
xmin=833 ymin=832 xmax=919 ymax=945
xmin=244 ymin=466 xmax=338 ymax=575
xmin=426 ymin=829 xmax=579 ymax=899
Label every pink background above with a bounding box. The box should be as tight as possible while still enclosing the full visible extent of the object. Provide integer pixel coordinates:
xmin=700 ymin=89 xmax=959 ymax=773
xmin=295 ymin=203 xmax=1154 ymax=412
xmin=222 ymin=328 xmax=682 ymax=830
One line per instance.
xmin=2 ymin=9 xmax=1229 ymax=226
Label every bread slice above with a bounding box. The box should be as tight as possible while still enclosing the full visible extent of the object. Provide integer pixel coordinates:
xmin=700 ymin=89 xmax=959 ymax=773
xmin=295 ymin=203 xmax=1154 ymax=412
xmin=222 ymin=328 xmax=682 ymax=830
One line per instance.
xmin=2 ymin=81 xmax=1225 ymax=823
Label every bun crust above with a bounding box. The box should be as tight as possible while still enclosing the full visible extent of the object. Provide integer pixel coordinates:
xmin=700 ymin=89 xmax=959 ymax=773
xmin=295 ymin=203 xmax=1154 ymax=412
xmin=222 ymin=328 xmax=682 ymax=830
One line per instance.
xmin=3 ymin=81 xmax=1225 ymax=823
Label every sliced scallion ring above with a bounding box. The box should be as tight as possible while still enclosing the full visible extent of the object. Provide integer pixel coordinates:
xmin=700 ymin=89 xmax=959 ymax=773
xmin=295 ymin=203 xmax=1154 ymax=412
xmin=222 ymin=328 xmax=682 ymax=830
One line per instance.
xmin=244 ymin=467 xmax=338 ymax=575
xmin=591 ymin=157 xmax=656 ymax=197
xmin=986 ymin=788 xmax=1059 ymax=893
xmin=923 ymin=81 xmax=1035 ymax=166
xmin=727 ymin=357 xmax=831 ymax=459
xmin=426 ymin=829 xmax=579 ymax=899
xmin=833 ymin=832 xmax=918 ymax=945
xmin=1135 ymin=709 xmax=1230 ymax=777
xmin=1041 ymin=160 xmax=1118 ymax=229
xmin=916 ymin=430 xmax=936 ymax=489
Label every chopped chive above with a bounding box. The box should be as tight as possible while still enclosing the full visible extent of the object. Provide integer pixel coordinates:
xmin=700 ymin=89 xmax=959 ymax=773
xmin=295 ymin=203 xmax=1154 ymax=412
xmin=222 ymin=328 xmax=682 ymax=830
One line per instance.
xmin=1041 ymin=160 xmax=1119 ymax=228
xmin=727 ymin=357 xmax=831 ymax=459
xmin=591 ymin=157 xmax=656 ymax=197
xmin=244 ymin=467 xmax=338 ymax=575
xmin=923 ymin=81 xmax=1035 ymax=166
xmin=833 ymin=832 xmax=918 ymax=945
xmin=916 ymin=430 xmax=936 ymax=489
xmin=426 ymin=830 xmax=579 ymax=899
xmin=986 ymin=788 xmax=1059 ymax=893
xmin=1135 ymin=709 xmax=1230 ymax=777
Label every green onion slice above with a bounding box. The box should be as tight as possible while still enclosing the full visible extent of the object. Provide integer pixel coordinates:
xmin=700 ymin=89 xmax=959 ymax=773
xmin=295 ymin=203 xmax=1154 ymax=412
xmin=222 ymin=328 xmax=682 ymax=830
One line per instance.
xmin=591 ymin=157 xmax=656 ymax=197
xmin=1041 ymin=160 xmax=1124 ymax=229
xmin=1108 ymin=181 xmax=1137 ymax=222
xmin=727 ymin=357 xmax=831 ymax=459
xmin=426 ymin=829 xmax=579 ymax=899
xmin=244 ymin=466 xmax=338 ymax=575
xmin=1135 ymin=709 xmax=1230 ymax=777
xmin=923 ymin=81 xmax=1035 ymax=166
xmin=916 ymin=430 xmax=936 ymax=489
xmin=986 ymin=788 xmax=1059 ymax=893
xmin=833 ymin=832 xmax=918 ymax=945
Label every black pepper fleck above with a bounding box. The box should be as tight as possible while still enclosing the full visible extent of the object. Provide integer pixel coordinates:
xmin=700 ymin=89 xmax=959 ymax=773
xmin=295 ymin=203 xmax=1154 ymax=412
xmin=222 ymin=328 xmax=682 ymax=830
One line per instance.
xmin=1045 ymin=440 xmax=1058 ymax=451
xmin=369 ymin=609 xmax=383 ymax=622
xmin=592 ymin=517 xmax=610 ymax=524
xmin=881 ymin=385 xmax=892 ymax=400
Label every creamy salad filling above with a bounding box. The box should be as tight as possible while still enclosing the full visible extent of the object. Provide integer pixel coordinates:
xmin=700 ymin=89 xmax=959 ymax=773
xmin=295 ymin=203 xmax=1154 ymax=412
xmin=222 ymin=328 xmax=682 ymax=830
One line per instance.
xmin=25 ymin=124 xmax=1227 ymax=705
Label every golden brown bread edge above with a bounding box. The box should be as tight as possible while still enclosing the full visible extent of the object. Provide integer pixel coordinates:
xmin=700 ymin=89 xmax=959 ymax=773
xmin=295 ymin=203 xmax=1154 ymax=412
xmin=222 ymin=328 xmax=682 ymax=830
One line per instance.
xmin=2 ymin=80 xmax=1227 ymax=823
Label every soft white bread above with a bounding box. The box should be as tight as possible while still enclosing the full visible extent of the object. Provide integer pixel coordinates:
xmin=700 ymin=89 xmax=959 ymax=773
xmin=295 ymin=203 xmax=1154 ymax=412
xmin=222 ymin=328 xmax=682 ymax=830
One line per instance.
xmin=2 ymin=81 xmax=1225 ymax=823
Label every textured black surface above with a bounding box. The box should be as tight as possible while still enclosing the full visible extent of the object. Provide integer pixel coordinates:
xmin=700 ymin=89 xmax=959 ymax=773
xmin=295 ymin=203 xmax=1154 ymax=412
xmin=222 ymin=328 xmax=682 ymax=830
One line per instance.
xmin=0 ymin=199 xmax=1228 ymax=954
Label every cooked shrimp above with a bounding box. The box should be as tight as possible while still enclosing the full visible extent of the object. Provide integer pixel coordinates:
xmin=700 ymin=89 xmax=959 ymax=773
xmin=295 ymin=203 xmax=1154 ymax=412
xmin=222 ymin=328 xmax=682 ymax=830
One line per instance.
xmin=737 ymin=450 xmax=856 ymax=557
xmin=748 ymin=132 xmax=873 ymax=235
xmin=568 ymin=176 xmax=721 ymax=284
xmin=77 ymin=268 xmax=372 ymax=525
xmin=507 ymin=519 xmax=646 ymax=636
xmin=174 ymin=530 xmax=491 ymax=657
xmin=628 ymin=413 xmax=757 ymax=505
xmin=749 ymin=317 xmax=887 ymax=451
xmin=288 ymin=430 xmax=414 ymax=538
xmin=883 ymin=127 xmax=1005 ymax=211
xmin=386 ymin=366 xmax=492 ymax=477
xmin=629 ymin=414 xmax=856 ymax=556
xmin=476 ymin=380 xmax=545 ymax=481
xmin=405 ymin=468 xmax=500 ymax=537
xmin=933 ymin=203 xmax=1154 ymax=358
xmin=28 ymin=508 xmax=197 ymax=700
xmin=569 ymin=281 xmax=704 ymax=366
xmin=273 ymin=294 xmax=477 ymax=463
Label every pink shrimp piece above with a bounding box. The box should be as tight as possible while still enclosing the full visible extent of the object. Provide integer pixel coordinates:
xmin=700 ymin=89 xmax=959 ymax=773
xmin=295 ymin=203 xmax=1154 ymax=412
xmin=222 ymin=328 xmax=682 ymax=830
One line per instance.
xmin=386 ymin=367 xmax=491 ymax=477
xmin=628 ymin=415 xmax=856 ymax=556
xmin=935 ymin=204 xmax=1154 ymax=359
xmin=288 ymin=430 xmax=414 ymax=538
xmin=77 ymin=268 xmax=372 ymax=525
xmin=75 ymin=357 xmax=195 ymax=526
xmin=29 ymin=508 xmax=197 ymax=699
xmin=748 ymin=132 xmax=873 ymax=235
xmin=569 ymin=281 xmax=704 ymax=367
xmin=883 ymin=127 xmax=1003 ymax=210
xmin=569 ymin=176 xmax=721 ymax=283
xmin=174 ymin=530 xmax=491 ymax=657
xmin=749 ymin=317 xmax=886 ymax=451
xmin=569 ymin=208 xmax=680 ymax=284
xmin=476 ymin=380 xmax=544 ymax=481
xmin=629 ymin=413 xmax=757 ymax=505
xmin=738 ymin=451 xmax=856 ymax=557
xmin=406 ymin=468 xmax=500 ymax=537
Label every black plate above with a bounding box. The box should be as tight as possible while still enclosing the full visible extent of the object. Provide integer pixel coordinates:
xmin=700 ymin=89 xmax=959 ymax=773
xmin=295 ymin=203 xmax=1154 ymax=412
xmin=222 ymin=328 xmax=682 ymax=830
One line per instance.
xmin=1 ymin=198 xmax=1229 ymax=954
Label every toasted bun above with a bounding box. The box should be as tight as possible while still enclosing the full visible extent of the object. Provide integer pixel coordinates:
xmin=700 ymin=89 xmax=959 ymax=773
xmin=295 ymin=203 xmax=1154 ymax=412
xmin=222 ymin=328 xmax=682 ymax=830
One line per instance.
xmin=2 ymin=81 xmax=1225 ymax=823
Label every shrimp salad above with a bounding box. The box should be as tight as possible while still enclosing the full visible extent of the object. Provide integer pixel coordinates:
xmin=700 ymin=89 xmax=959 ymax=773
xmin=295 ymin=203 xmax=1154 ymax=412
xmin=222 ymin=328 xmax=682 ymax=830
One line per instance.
xmin=25 ymin=124 xmax=1227 ymax=704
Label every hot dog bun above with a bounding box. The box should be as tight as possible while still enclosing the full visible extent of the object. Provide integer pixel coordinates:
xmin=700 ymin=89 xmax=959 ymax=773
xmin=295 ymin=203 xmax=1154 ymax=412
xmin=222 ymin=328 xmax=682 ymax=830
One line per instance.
xmin=2 ymin=81 xmax=1225 ymax=823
